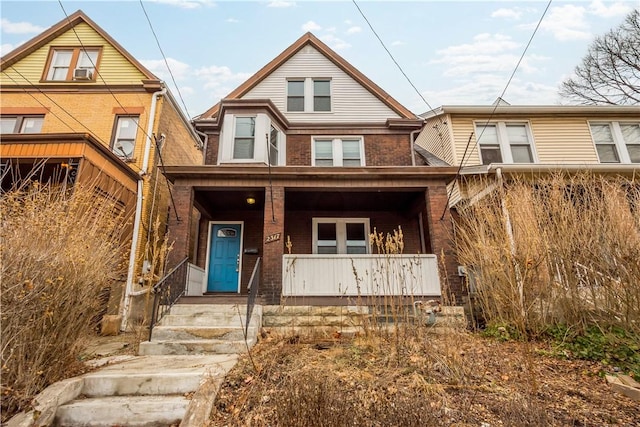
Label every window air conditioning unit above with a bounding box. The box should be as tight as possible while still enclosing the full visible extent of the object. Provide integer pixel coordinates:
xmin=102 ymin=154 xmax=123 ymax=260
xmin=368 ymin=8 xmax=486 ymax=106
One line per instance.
xmin=73 ymin=68 xmax=92 ymax=80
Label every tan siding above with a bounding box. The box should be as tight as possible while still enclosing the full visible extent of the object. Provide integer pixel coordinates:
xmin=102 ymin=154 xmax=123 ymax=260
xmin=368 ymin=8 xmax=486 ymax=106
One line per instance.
xmin=243 ymin=45 xmax=402 ymax=123
xmin=415 ymin=116 xmax=455 ymax=164
xmin=451 ymin=117 xmax=479 ymax=166
xmin=1 ymin=23 xmax=147 ymax=86
xmin=530 ymin=117 xmax=599 ymax=164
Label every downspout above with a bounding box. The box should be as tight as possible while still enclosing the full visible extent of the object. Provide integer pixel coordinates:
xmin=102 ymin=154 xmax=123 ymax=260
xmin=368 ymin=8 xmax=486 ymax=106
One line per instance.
xmin=410 ymin=129 xmax=420 ymax=166
xmin=120 ymin=87 xmax=166 ymax=331
xmin=194 ymin=128 xmax=208 ymax=165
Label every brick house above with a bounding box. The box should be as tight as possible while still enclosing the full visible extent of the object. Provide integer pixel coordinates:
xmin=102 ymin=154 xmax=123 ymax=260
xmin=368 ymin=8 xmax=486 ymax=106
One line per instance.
xmin=163 ymin=33 xmax=462 ymax=305
xmin=0 ymin=10 xmax=203 ymax=325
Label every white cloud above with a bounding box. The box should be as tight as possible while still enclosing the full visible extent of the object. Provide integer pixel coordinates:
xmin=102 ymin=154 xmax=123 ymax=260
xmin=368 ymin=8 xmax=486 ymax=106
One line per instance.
xmin=0 ymin=18 xmax=45 ymax=34
xmin=1 ymin=43 xmax=15 ymax=56
xmin=146 ymin=0 xmax=215 ymax=9
xmin=491 ymin=8 xmax=522 ymax=20
xmin=226 ymin=18 xmax=239 ymax=23
xmin=141 ymin=58 xmax=191 ymax=81
xmin=530 ymin=4 xmax=591 ymax=41
xmin=346 ymin=26 xmax=362 ymax=35
xmin=267 ymin=1 xmax=296 ymax=7
xmin=325 ymin=26 xmax=337 ymax=33
xmin=588 ymin=0 xmax=632 ymax=18
xmin=436 ymin=33 xmax=520 ymax=56
xmin=320 ymin=34 xmax=351 ymax=50
xmin=344 ymin=19 xmax=352 ymax=25
xmin=391 ymin=40 xmax=405 ymax=47
xmin=301 ymin=20 xmax=322 ymax=32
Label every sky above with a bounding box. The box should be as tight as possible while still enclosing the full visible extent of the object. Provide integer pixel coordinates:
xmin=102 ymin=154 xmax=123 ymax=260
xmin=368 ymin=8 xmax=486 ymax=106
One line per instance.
xmin=1 ymin=0 xmax=638 ymax=118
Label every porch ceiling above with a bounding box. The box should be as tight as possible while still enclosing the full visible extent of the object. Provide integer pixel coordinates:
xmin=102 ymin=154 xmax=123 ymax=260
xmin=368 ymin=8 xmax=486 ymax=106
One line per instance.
xmin=285 ymin=189 xmax=421 ymax=212
xmin=194 ymin=188 xmax=265 ymax=211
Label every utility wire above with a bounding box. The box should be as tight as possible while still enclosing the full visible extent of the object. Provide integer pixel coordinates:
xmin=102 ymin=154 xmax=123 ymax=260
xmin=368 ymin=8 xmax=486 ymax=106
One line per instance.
xmin=138 ymin=0 xmax=192 ymax=119
xmin=439 ymin=0 xmax=553 ymax=220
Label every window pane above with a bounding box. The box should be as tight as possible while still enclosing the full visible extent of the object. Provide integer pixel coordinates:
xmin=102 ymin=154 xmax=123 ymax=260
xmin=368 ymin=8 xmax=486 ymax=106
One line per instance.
xmin=342 ymin=140 xmax=360 ymax=159
xmin=505 ymin=124 xmax=529 ymax=144
xmin=314 ymin=80 xmax=330 ymax=96
xmin=477 ymin=124 xmax=498 ymax=144
xmin=20 ymin=117 xmax=44 ymax=133
xmin=235 ymin=117 xmax=255 ymax=137
xmin=118 ymin=117 xmax=138 ymax=139
xmin=1 ymin=117 xmax=17 ymax=134
xmin=511 ymin=145 xmax=533 ymax=163
xmin=217 ymin=228 xmax=237 ymax=238
xmin=346 ymin=246 xmax=367 ymax=254
xmin=269 ymin=126 xmax=278 ymax=165
xmin=591 ymin=124 xmax=614 ymax=144
xmin=287 ymin=97 xmax=304 ymax=112
xmin=480 ymin=146 xmax=502 ymax=165
xmin=233 ymin=139 xmax=255 ymax=159
xmin=77 ymin=50 xmax=99 ymax=68
xmin=317 ymin=223 xmax=336 ymax=240
xmin=288 ymin=80 xmax=304 ymax=96
xmin=313 ymin=97 xmax=331 ymax=112
xmin=52 ymin=50 xmax=73 ymax=66
xmin=346 ymin=223 xmax=365 ymax=241
xmin=620 ymin=124 xmax=640 ymax=143
xmin=627 ymin=145 xmax=640 ymax=163
xmin=596 ymin=144 xmax=620 ymax=163
xmin=318 ymin=246 xmax=338 ymax=254
xmin=315 ymin=140 xmax=333 ymax=165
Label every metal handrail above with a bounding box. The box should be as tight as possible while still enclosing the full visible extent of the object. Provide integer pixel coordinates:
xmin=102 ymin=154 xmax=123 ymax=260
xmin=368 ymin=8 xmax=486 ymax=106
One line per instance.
xmin=244 ymin=257 xmax=261 ymax=338
xmin=148 ymin=257 xmax=189 ymax=341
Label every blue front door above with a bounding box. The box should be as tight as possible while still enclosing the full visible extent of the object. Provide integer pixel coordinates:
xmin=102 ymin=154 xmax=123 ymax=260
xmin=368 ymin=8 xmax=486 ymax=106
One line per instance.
xmin=207 ymin=223 xmax=242 ymax=292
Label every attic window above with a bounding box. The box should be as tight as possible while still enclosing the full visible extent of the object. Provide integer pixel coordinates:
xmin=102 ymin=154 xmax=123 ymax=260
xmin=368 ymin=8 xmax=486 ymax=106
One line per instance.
xmin=44 ymin=47 xmax=101 ymax=82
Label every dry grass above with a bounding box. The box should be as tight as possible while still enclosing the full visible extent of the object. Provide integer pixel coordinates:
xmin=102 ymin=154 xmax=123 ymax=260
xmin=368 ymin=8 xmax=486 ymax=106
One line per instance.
xmin=455 ymin=173 xmax=640 ymax=337
xmin=0 ymin=183 xmax=130 ymax=421
xmin=211 ymin=329 xmax=638 ymax=426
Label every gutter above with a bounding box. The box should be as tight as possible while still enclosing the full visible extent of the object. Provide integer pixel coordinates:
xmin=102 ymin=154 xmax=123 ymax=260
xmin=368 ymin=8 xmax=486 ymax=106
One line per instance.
xmin=120 ymin=87 xmax=166 ymax=331
xmin=460 ymin=163 xmax=640 ymax=175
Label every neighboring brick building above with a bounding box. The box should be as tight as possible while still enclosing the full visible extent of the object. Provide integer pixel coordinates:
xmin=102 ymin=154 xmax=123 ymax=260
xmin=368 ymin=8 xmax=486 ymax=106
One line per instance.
xmin=163 ymin=33 xmax=462 ymax=304
xmin=0 ymin=10 xmax=203 ymax=325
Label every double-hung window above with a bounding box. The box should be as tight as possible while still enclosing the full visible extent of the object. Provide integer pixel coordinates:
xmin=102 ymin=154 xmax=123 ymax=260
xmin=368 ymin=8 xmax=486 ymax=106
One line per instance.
xmin=112 ymin=116 xmax=139 ymax=159
xmin=590 ymin=122 xmax=640 ymax=164
xmin=269 ymin=124 xmax=279 ymax=166
xmin=286 ymin=78 xmax=331 ymax=112
xmin=0 ymin=115 xmax=44 ymax=134
xmin=233 ymin=117 xmax=256 ymax=159
xmin=45 ymin=47 xmax=100 ymax=81
xmin=313 ymin=218 xmax=370 ymax=254
xmin=312 ymin=137 xmax=364 ymax=167
xmin=287 ymin=80 xmax=305 ymax=112
xmin=476 ymin=122 xmax=534 ymax=165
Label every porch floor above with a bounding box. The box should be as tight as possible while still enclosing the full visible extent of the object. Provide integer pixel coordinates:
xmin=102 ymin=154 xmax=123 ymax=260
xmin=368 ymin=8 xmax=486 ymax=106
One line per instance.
xmin=178 ymin=295 xmax=266 ymax=305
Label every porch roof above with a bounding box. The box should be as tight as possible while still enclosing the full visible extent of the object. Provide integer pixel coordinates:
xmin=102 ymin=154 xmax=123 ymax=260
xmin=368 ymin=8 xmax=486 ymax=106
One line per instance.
xmin=162 ymin=165 xmax=458 ymax=184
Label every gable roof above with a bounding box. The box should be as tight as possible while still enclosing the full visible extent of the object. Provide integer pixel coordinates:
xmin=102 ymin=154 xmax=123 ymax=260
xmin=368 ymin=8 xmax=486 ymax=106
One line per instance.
xmin=198 ymin=32 xmax=416 ymax=120
xmin=0 ymin=10 xmax=158 ymax=82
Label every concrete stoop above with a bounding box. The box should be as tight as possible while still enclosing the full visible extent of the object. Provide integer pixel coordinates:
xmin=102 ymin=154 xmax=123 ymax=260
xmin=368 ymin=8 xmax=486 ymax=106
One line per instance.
xmin=8 ymin=355 xmax=238 ymax=427
xmin=139 ymin=304 xmax=262 ymax=356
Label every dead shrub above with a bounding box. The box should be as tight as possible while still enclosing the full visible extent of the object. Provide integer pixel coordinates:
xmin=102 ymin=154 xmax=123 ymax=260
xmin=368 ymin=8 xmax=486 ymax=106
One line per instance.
xmin=0 ymin=183 xmax=129 ymax=421
xmin=456 ymin=173 xmax=640 ymax=337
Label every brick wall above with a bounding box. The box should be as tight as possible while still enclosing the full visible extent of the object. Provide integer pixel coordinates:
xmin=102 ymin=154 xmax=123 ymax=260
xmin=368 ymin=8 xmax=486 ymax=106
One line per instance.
xmin=422 ymin=185 xmax=464 ymax=301
xmin=286 ymin=132 xmax=413 ymax=166
xmin=262 ymin=186 xmax=285 ymax=304
xmin=204 ymin=133 xmax=220 ymax=165
xmin=166 ymin=185 xmax=193 ymax=268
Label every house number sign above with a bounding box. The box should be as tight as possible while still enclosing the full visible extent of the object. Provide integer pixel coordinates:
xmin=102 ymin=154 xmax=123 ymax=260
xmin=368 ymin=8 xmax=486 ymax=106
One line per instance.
xmin=265 ymin=233 xmax=281 ymax=243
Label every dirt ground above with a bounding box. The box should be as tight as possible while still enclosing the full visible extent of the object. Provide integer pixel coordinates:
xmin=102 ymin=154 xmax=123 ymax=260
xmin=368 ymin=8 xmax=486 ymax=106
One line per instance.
xmin=209 ymin=329 xmax=639 ymax=427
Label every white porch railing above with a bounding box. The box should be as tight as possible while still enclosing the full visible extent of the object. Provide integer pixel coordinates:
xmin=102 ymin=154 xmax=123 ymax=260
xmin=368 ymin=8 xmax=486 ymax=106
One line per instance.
xmin=282 ymin=254 xmax=441 ymax=297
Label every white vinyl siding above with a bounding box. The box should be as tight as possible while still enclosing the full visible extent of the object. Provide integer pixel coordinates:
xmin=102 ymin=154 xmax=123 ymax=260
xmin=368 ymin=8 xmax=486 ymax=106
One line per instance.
xmin=242 ymin=45 xmax=401 ymax=123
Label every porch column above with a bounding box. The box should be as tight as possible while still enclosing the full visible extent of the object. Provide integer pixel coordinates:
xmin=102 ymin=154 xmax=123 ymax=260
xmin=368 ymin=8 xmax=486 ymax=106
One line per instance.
xmin=423 ymin=185 xmax=464 ymax=302
xmin=167 ymin=184 xmax=194 ymax=269
xmin=262 ymin=185 xmax=285 ymax=304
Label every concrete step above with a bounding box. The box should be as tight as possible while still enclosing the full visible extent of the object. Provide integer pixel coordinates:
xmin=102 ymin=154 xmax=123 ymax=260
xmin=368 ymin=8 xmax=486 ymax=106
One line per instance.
xmin=151 ymin=325 xmax=256 ymax=341
xmin=170 ymin=304 xmax=262 ymax=317
xmin=55 ymin=395 xmax=188 ymax=427
xmin=138 ymin=339 xmax=255 ymax=356
xmin=159 ymin=313 xmax=261 ymax=328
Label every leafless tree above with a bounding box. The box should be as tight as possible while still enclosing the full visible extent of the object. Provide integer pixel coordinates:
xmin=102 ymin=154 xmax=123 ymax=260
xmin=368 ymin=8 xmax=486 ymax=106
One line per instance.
xmin=560 ymin=9 xmax=640 ymax=105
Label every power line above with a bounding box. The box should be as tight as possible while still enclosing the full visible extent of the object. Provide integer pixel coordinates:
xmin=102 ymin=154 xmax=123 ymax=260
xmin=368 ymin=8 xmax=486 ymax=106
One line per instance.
xmin=138 ymin=0 xmax=192 ymax=119
xmin=440 ymin=0 xmax=553 ymax=220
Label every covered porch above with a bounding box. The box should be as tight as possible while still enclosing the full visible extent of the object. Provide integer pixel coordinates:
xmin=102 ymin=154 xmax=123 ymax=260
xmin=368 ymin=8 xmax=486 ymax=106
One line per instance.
xmin=163 ymin=166 xmax=460 ymax=305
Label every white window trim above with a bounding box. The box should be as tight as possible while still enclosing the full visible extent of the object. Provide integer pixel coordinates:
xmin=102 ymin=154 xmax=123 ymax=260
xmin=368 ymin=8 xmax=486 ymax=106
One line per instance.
xmin=312 ymin=218 xmax=371 ymax=255
xmin=232 ymin=115 xmax=257 ymax=160
xmin=311 ymin=136 xmax=365 ymax=167
xmin=112 ymin=115 xmax=139 ymax=159
xmin=286 ymin=77 xmax=333 ymax=113
xmin=474 ymin=121 xmax=537 ymax=165
xmin=589 ymin=121 xmax=638 ymax=164
xmin=219 ymin=113 xmax=286 ymax=165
